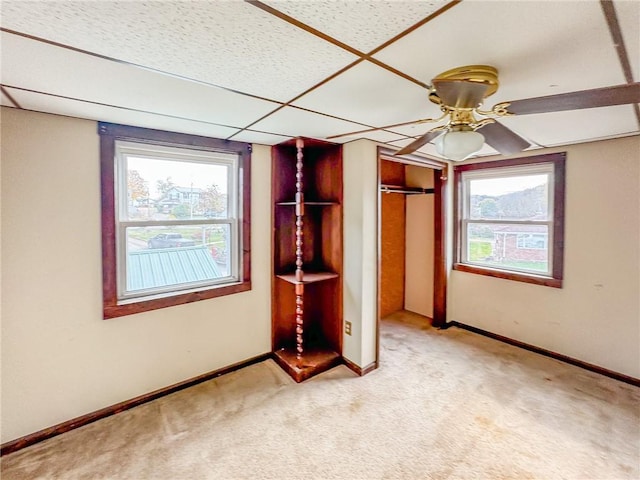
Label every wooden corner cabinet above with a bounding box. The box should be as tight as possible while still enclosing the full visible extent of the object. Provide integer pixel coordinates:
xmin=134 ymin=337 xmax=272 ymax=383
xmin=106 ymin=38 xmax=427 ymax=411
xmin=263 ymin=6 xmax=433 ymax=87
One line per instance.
xmin=272 ymin=138 xmax=343 ymax=382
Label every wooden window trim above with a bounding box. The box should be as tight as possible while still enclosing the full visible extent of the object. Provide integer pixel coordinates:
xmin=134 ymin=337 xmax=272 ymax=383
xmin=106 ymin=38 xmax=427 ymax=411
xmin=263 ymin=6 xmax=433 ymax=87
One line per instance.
xmin=99 ymin=123 xmax=251 ymax=319
xmin=453 ymin=153 xmax=565 ymax=288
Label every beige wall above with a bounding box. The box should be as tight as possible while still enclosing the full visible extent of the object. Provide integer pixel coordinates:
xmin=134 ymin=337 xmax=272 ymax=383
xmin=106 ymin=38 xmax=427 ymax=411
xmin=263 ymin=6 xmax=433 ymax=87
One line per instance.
xmin=345 ymin=136 xmax=640 ymax=379
xmin=405 ymin=166 xmax=434 ymax=317
xmin=0 ymin=108 xmax=272 ymax=443
xmin=2 ymin=108 xmax=637 ymax=444
xmin=449 ymin=136 xmax=640 ymax=378
xmin=342 ymin=140 xmax=378 ymax=369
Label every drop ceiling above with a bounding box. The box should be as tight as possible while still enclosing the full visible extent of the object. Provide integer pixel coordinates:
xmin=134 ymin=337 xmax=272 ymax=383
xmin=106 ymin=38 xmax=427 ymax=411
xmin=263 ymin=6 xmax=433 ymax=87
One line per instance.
xmin=1 ymin=0 xmax=638 ymax=159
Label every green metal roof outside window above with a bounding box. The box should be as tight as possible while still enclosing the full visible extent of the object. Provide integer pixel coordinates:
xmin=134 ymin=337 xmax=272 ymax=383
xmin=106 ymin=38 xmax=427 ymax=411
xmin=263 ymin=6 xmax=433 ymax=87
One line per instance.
xmin=127 ymin=246 xmax=223 ymax=291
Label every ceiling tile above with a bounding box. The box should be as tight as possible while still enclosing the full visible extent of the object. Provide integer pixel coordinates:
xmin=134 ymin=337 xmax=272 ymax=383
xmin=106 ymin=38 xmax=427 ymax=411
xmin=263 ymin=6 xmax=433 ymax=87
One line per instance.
xmin=331 ymin=129 xmax=408 ymax=145
xmin=374 ymin=1 xmax=627 ymax=107
xmin=1 ymin=32 xmax=280 ymax=129
xmin=499 ymin=105 xmax=639 ymax=147
xmin=455 ymin=142 xmax=543 ymax=161
xmin=0 ymin=1 xmax=357 ymax=102
xmin=8 ymin=88 xmax=240 ymax=140
xmin=465 ymin=143 xmax=506 ymax=159
xmin=263 ymin=0 xmax=448 ymax=53
xmin=388 ymin=121 xmax=445 ymax=138
xmin=229 ymin=130 xmax=293 ymax=146
xmin=292 ymin=61 xmax=433 ymax=127
xmin=385 ymin=137 xmax=444 ymax=158
xmin=249 ymin=106 xmax=368 ymax=139
xmin=1 ymin=0 xmax=636 ymax=153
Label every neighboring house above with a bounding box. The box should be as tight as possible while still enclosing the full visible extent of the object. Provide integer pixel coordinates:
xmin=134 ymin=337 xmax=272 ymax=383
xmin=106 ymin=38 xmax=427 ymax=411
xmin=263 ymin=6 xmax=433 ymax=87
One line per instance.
xmin=491 ymin=225 xmax=548 ymax=263
xmin=157 ymin=186 xmax=203 ymax=212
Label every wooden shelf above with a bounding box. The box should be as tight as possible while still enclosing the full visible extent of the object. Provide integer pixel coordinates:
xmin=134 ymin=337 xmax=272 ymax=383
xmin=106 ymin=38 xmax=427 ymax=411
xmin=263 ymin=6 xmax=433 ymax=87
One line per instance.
xmin=380 ymin=184 xmax=434 ymax=195
xmin=276 ymin=201 xmax=339 ymax=206
xmin=273 ymin=347 xmax=342 ymax=383
xmin=276 ymin=271 xmax=339 ymax=285
xmin=272 ymin=138 xmax=343 ymax=384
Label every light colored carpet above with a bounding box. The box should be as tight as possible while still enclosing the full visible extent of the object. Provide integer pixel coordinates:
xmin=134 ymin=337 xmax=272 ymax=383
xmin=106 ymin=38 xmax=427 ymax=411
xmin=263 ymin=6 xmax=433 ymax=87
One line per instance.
xmin=2 ymin=311 xmax=639 ymax=479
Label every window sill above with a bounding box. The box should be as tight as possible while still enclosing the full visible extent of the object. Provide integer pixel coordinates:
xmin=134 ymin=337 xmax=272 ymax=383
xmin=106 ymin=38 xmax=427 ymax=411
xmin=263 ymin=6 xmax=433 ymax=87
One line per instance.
xmin=104 ymin=280 xmax=251 ymax=319
xmin=453 ymin=263 xmax=562 ymax=288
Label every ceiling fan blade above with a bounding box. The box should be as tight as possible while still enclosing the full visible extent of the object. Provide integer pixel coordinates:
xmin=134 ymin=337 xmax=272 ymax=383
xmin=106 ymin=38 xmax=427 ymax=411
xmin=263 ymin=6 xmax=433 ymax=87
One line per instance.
xmin=479 ymin=121 xmax=531 ymax=155
xmin=432 ymin=79 xmax=489 ymax=109
xmin=395 ymin=130 xmax=443 ymax=156
xmin=505 ymin=83 xmax=640 ymax=115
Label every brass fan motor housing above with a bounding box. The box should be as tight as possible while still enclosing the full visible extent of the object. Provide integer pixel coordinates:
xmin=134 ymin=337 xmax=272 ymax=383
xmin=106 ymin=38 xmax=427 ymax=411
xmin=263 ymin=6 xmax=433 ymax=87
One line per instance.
xmin=429 ymin=65 xmax=500 ymax=106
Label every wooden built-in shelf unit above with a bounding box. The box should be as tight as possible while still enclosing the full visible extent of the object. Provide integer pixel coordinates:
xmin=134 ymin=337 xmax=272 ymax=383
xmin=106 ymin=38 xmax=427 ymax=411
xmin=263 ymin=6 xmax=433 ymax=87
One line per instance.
xmin=272 ymin=138 xmax=343 ymax=382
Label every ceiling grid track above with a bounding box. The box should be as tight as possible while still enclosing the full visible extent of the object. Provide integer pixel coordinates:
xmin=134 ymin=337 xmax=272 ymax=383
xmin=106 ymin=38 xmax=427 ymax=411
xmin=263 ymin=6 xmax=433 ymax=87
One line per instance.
xmin=1 ymin=84 xmax=241 ymax=129
xmin=230 ymin=0 xmax=463 ymax=141
xmin=0 ymin=27 xmax=281 ymax=106
xmin=0 ymin=27 xmax=377 ymax=142
xmin=600 ymin=0 xmax=640 ymax=127
xmin=223 ymin=57 xmax=371 ymax=141
xmin=244 ymin=0 xmax=430 ymax=89
xmin=1 ymin=85 xmax=22 ymax=109
xmin=1 ymin=84 xmax=290 ymax=140
xmin=2 ymin=1 xmax=467 ymax=147
xmin=2 ymin=1 xmax=637 ymax=154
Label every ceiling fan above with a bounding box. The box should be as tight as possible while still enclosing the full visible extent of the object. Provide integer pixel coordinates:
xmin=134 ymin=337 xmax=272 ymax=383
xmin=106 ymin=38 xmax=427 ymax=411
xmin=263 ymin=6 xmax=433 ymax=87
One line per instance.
xmin=376 ymin=65 xmax=640 ymax=160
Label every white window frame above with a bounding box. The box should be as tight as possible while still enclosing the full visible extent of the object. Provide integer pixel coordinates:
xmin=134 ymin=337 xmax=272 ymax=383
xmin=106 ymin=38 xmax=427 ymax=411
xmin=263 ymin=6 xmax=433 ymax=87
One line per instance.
xmin=115 ymin=140 xmax=241 ymax=304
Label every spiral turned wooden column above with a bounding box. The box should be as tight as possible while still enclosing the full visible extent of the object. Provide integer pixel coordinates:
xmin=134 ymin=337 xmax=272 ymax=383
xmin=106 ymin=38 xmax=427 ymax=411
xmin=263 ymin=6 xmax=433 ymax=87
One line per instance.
xmin=294 ymin=138 xmax=305 ymax=361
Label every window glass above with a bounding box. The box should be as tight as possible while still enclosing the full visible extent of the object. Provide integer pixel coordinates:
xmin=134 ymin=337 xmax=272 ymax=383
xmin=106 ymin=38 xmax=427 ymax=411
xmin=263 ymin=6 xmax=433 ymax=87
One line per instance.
xmin=468 ymin=173 xmax=550 ymax=221
xmin=99 ymin=122 xmax=251 ymax=319
xmin=116 ymin=142 xmax=238 ymax=301
xmin=517 ymin=233 xmax=548 ymax=250
xmin=454 ymin=153 xmax=565 ymax=287
xmin=125 ymin=224 xmax=232 ymax=293
xmin=466 ymin=223 xmax=549 ymax=274
xmin=124 ymin=155 xmax=231 ymax=222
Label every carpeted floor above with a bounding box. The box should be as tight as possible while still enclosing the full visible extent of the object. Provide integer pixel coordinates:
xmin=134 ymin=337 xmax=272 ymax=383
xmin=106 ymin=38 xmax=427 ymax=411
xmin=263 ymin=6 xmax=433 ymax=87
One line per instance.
xmin=2 ymin=311 xmax=639 ymax=479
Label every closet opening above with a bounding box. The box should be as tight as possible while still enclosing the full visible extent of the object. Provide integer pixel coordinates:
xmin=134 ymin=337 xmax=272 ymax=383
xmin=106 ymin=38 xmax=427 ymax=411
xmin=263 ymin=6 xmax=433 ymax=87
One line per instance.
xmin=376 ymin=148 xmax=447 ymax=361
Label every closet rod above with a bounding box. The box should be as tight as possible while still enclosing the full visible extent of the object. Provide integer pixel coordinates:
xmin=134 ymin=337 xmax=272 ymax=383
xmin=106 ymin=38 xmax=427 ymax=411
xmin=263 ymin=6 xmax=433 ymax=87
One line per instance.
xmin=380 ymin=184 xmax=434 ymax=195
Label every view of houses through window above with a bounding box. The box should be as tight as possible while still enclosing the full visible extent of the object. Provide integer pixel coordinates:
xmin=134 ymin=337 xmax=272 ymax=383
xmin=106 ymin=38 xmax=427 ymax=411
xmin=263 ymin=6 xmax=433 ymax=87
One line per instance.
xmin=463 ymin=169 xmax=552 ymax=274
xmin=117 ymin=141 xmax=239 ymax=300
xmin=456 ymin=156 xmax=564 ymax=283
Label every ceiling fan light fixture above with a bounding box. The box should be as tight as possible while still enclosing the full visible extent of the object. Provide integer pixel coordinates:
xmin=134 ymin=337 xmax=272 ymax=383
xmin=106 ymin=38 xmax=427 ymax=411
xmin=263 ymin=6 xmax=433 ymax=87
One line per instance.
xmin=435 ymin=129 xmax=485 ymax=161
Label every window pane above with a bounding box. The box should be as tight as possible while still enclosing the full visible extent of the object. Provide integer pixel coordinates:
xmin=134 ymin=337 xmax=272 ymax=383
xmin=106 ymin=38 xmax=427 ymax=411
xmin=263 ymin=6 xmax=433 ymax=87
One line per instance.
xmin=125 ymin=156 xmax=229 ymax=221
xmin=469 ymin=174 xmax=549 ymax=221
xmin=467 ymin=223 xmax=549 ymax=274
xmin=125 ymin=224 xmax=231 ymax=292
